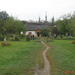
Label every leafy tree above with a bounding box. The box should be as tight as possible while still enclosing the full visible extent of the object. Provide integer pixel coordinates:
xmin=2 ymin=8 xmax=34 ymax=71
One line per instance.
xmin=4 ymin=17 xmax=25 ymax=35
xmin=41 ymin=28 xmax=50 ymax=37
xmin=56 ymin=12 xmax=75 ymax=37
xmin=0 ymin=11 xmax=25 ymax=40
xmin=0 ymin=11 xmax=8 ymax=20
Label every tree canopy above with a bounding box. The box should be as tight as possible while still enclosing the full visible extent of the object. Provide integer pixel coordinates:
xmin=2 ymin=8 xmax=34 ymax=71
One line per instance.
xmin=0 ymin=11 xmax=25 ymax=40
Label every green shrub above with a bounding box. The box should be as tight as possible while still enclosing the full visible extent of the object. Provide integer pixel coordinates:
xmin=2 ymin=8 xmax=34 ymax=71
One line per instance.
xmin=14 ymin=36 xmax=20 ymax=41
xmin=20 ymin=34 xmax=25 ymax=39
xmin=26 ymin=36 xmax=31 ymax=41
xmin=0 ymin=35 xmax=4 ymax=41
xmin=9 ymin=35 xmax=20 ymax=41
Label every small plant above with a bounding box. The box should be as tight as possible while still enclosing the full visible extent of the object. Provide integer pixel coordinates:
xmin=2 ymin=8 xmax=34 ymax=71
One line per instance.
xmin=9 ymin=35 xmax=20 ymax=41
xmin=0 ymin=35 xmax=4 ymax=41
xmin=15 ymin=36 xmax=20 ymax=41
xmin=26 ymin=36 xmax=31 ymax=41
xmin=72 ymin=41 xmax=75 ymax=44
xmin=1 ymin=42 xmax=11 ymax=46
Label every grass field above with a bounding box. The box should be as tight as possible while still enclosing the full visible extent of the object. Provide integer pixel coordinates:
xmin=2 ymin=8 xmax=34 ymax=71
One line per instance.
xmin=48 ymin=40 xmax=75 ymax=75
xmin=0 ymin=41 xmax=44 ymax=75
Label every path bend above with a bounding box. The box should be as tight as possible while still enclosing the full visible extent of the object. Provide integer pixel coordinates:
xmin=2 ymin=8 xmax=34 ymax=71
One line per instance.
xmin=34 ymin=41 xmax=51 ymax=75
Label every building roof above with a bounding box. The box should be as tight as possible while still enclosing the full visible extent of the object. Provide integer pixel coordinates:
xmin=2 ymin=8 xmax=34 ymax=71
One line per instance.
xmin=22 ymin=21 xmax=54 ymax=31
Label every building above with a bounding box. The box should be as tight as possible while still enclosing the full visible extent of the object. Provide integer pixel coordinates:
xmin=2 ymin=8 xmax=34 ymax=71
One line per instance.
xmin=22 ymin=15 xmax=55 ymax=37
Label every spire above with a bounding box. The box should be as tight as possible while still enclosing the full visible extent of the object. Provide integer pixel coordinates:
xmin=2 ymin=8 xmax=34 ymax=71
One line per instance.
xmin=39 ymin=17 xmax=41 ymax=23
xmin=52 ymin=16 xmax=55 ymax=25
xmin=45 ymin=12 xmax=47 ymax=22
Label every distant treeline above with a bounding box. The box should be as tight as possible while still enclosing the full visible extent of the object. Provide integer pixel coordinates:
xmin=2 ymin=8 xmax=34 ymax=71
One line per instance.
xmin=0 ymin=10 xmax=75 ymax=40
xmin=40 ymin=12 xmax=75 ymax=38
xmin=55 ymin=12 xmax=75 ymax=36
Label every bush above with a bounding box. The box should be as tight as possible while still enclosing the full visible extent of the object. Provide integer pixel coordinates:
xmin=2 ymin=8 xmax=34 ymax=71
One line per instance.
xmin=0 ymin=35 xmax=4 ymax=41
xmin=72 ymin=41 xmax=75 ymax=44
xmin=1 ymin=42 xmax=11 ymax=46
xmin=9 ymin=35 xmax=20 ymax=41
xmin=15 ymin=36 xmax=20 ymax=41
xmin=41 ymin=29 xmax=49 ymax=37
xmin=20 ymin=34 xmax=25 ymax=39
xmin=26 ymin=36 xmax=31 ymax=41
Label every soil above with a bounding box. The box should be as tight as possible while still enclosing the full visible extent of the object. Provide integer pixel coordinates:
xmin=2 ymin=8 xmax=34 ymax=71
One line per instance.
xmin=34 ymin=41 xmax=51 ymax=75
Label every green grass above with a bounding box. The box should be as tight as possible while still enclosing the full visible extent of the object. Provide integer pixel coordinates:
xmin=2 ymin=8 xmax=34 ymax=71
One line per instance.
xmin=0 ymin=41 xmax=44 ymax=75
xmin=48 ymin=40 xmax=75 ymax=75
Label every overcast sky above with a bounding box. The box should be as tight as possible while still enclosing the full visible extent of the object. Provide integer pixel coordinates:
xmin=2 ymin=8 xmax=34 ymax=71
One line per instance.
xmin=0 ymin=0 xmax=75 ymax=21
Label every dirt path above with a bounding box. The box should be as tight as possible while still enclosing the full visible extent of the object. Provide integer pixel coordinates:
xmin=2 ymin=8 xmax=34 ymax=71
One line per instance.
xmin=34 ymin=41 xmax=51 ymax=75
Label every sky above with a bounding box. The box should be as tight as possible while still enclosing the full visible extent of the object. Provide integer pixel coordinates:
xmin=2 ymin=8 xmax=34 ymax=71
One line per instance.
xmin=0 ymin=0 xmax=75 ymax=21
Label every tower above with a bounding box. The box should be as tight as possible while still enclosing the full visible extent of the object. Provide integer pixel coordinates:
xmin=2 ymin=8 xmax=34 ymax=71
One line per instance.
xmin=45 ymin=12 xmax=47 ymax=22
xmin=39 ymin=17 xmax=41 ymax=23
xmin=52 ymin=16 xmax=55 ymax=25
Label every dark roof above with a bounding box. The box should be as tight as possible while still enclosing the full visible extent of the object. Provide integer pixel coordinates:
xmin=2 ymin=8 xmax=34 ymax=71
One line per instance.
xmin=23 ymin=21 xmax=53 ymax=31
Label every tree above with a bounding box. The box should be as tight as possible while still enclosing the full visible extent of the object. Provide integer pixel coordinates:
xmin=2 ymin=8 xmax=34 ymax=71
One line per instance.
xmin=41 ymin=28 xmax=50 ymax=37
xmin=4 ymin=17 xmax=25 ymax=35
xmin=56 ymin=12 xmax=75 ymax=37
xmin=0 ymin=11 xmax=8 ymax=20
xmin=0 ymin=10 xmax=25 ymax=40
xmin=0 ymin=11 xmax=9 ymax=40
